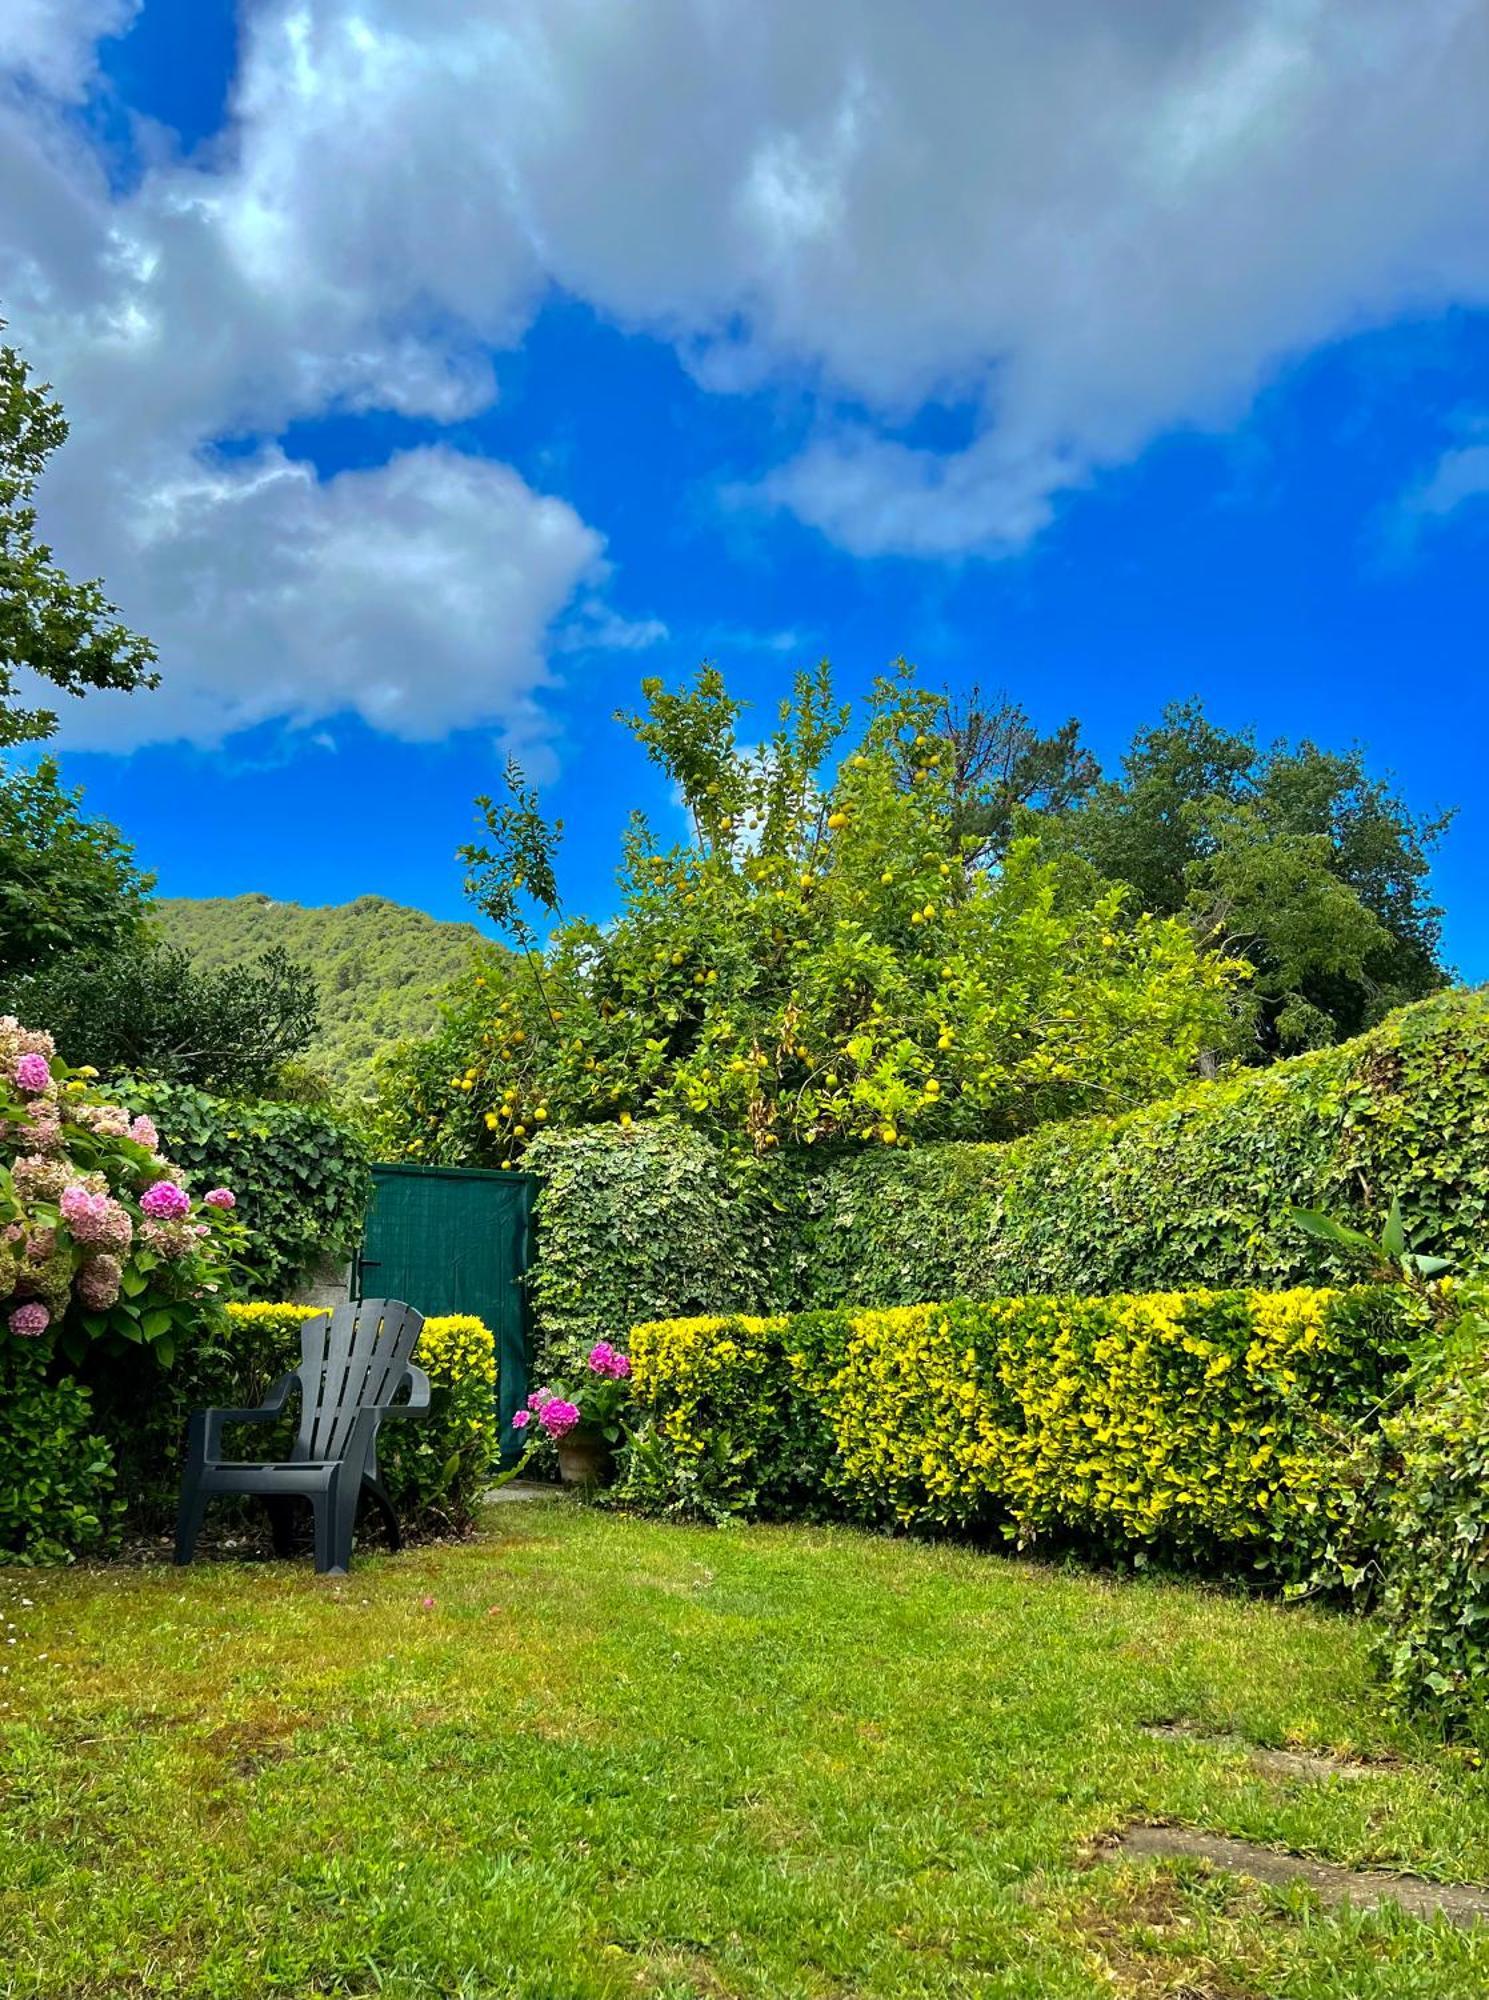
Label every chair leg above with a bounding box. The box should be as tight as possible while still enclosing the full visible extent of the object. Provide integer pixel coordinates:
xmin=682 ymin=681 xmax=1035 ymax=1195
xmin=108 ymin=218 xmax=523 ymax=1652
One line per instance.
xmin=363 ymin=1472 xmax=402 ymax=1551
xmin=313 ymin=1473 xmax=359 ymax=1576
xmin=264 ymin=1495 xmax=297 ymax=1558
xmin=175 ymin=1480 xmax=208 ymax=1566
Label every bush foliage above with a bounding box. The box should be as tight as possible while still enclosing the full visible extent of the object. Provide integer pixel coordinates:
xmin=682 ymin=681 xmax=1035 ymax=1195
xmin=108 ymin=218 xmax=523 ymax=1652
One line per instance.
xmin=211 ymin=1304 xmax=501 ymax=1535
xmin=524 ymin=1119 xmax=781 ymax=1373
xmin=622 ymin=1286 xmax=1428 ymax=1583
xmin=1374 ymin=1341 xmax=1489 ymax=1737
xmin=112 ymin=1078 xmax=371 ymax=1297
xmin=798 ymin=988 xmax=1489 ymax=1308
xmin=0 ymin=1338 xmax=115 ymax=1562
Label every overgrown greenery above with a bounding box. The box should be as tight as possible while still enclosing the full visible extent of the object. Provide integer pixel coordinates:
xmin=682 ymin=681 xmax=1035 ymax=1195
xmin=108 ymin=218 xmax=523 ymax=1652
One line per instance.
xmin=524 ymin=1120 xmax=782 ymax=1373
xmin=1375 ymin=1336 xmax=1489 ymax=1731
xmin=110 ymin=1079 xmax=371 ymax=1298
xmin=159 ymin=893 xmax=494 ymax=1098
xmin=9 ymin=1504 xmax=1489 ymax=1996
xmin=621 ymin=1287 xmax=1428 ymax=1580
xmin=0 ymin=324 xmax=158 ymax=747
xmin=15 ymin=941 xmax=320 ymax=1100
xmin=1036 ymin=699 xmax=1449 ymax=1056
xmin=0 ymin=1338 xmax=115 ymax=1564
xmin=0 ymin=760 xmax=153 ymax=981
xmin=379 ymin=663 xmax=1239 ymax=1167
xmin=798 ymin=986 xmax=1489 ymax=1309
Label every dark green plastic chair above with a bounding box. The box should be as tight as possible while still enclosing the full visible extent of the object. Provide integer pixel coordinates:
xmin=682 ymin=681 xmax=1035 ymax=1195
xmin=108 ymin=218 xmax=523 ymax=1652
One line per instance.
xmin=175 ymin=1298 xmax=430 ymax=1575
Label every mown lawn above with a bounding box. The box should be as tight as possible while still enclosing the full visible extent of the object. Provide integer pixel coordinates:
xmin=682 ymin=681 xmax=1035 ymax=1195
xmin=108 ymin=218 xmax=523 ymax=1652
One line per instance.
xmin=4 ymin=1501 xmax=1489 ymax=1998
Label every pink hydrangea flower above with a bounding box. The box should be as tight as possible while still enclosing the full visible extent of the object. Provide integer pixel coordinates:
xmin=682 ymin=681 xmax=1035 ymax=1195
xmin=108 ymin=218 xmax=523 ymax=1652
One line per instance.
xmin=140 ymin=1180 xmax=190 ymax=1220
xmin=203 ymin=1187 xmax=236 ymax=1210
xmin=14 ymin=1053 xmax=50 ymax=1093
xmin=8 ymin=1301 xmax=49 ymax=1337
xmin=527 ymin=1389 xmax=554 ymax=1412
xmin=587 ymin=1341 xmax=633 ymax=1380
xmin=537 ymin=1397 xmax=581 ymax=1439
xmin=511 ymin=1409 xmax=531 ymax=1429
xmin=76 ymin=1255 xmax=123 ymax=1310
xmin=59 ymin=1184 xmax=133 ymax=1254
xmin=128 ymin=1115 xmax=159 ymax=1151
xmin=141 ymin=1218 xmax=197 ymax=1260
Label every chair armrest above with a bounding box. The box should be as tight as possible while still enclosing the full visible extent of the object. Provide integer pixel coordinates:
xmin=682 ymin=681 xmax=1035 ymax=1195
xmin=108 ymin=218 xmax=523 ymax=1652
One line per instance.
xmin=189 ymin=1372 xmax=299 ymax=1461
xmin=383 ymin=1364 xmax=432 ymax=1419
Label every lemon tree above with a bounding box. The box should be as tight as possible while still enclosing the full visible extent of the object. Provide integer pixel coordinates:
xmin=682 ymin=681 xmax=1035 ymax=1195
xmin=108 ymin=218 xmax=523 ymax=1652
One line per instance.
xmin=376 ymin=662 xmax=1240 ymax=1165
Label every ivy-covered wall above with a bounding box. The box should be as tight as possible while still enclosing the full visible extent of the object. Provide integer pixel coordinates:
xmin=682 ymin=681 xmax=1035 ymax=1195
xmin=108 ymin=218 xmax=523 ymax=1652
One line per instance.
xmin=113 ymin=1079 xmax=372 ymax=1297
xmin=797 ymin=988 xmax=1489 ymax=1307
xmin=523 ymin=1118 xmax=787 ymax=1371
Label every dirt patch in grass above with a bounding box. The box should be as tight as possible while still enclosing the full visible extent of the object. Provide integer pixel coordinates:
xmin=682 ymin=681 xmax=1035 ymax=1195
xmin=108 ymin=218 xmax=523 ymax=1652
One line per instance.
xmin=1073 ymin=1872 xmax=1270 ymax=2000
xmin=1104 ymin=1824 xmax=1489 ymax=1929
xmin=201 ymin=1712 xmax=309 ymax=1776
xmin=1142 ymin=1720 xmax=1395 ymax=1783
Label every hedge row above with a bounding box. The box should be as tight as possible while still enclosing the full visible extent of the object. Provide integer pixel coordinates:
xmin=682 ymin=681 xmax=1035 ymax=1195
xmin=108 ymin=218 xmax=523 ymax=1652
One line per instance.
xmin=620 ymin=1286 xmax=1431 ymax=1584
xmin=796 ymin=989 xmax=1489 ymax=1308
xmin=526 ymin=993 xmax=1489 ymax=1349
xmin=525 ymin=1119 xmax=784 ymax=1373
xmin=113 ymin=1079 xmax=372 ymax=1297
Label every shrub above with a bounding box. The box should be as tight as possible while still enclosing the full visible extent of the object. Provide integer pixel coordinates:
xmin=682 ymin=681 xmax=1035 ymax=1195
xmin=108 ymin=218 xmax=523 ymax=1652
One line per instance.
xmin=524 ymin=1120 xmax=783 ymax=1373
xmin=112 ymin=1079 xmax=371 ymax=1297
xmin=1374 ymin=1342 xmax=1489 ymax=1738
xmin=797 ymin=988 xmax=1489 ymax=1309
xmin=0 ymin=1338 xmax=115 ymax=1562
xmin=209 ymin=1303 xmax=501 ymax=1536
xmin=623 ymin=1286 xmax=1429 ymax=1580
xmin=0 ymin=1016 xmax=240 ymax=1367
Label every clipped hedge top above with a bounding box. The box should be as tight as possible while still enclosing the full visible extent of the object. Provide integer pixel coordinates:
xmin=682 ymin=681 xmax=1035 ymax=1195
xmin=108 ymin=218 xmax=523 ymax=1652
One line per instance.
xmin=798 ymin=987 xmax=1489 ymax=1308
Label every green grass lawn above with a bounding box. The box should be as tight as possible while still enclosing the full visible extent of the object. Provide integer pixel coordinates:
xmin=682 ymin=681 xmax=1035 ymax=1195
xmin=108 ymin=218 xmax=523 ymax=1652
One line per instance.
xmin=5 ymin=1502 xmax=1489 ymax=1998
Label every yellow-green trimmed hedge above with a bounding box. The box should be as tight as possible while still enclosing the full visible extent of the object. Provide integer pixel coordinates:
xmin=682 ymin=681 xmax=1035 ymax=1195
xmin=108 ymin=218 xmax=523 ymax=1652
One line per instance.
xmin=212 ymin=1304 xmax=499 ymax=1533
xmin=621 ymin=1286 xmax=1430 ymax=1581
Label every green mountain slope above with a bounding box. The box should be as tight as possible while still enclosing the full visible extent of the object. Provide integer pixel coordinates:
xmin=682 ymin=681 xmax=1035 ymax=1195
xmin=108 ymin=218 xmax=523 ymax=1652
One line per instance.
xmin=157 ymin=893 xmax=491 ymax=1097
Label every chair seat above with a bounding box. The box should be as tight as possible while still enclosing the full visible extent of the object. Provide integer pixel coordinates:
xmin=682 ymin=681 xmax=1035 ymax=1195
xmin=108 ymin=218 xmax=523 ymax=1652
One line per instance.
xmin=200 ymin=1459 xmax=344 ymax=1494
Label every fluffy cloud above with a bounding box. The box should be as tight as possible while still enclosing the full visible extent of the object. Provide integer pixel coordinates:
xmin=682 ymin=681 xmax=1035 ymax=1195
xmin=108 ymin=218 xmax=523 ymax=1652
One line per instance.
xmin=3 ymin=0 xmax=1488 ymax=749
xmin=209 ymin=0 xmax=1489 ymax=556
xmin=41 ymin=445 xmax=603 ymax=750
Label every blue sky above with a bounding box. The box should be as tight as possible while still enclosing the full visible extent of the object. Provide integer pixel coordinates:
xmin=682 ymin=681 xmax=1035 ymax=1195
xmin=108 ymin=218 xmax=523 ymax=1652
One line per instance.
xmin=4 ymin=1 xmax=1487 ymax=973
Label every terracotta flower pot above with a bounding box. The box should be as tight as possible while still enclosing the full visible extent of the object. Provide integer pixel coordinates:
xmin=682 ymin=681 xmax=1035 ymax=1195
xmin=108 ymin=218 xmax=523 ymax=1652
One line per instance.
xmin=555 ymin=1423 xmax=615 ymax=1488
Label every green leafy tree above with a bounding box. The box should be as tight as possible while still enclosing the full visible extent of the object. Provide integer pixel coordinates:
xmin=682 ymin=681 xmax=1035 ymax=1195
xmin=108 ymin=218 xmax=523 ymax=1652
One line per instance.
xmin=156 ymin=893 xmax=494 ymax=1097
xmin=375 ymin=662 xmax=1240 ymax=1166
xmin=1 ymin=326 xmax=157 ymax=745
xmin=12 ymin=942 xmax=319 ymax=1098
xmin=939 ymin=687 xmax=1100 ymax=864
xmin=1042 ymin=702 xmax=1450 ymax=1056
xmin=0 ymin=759 xmax=153 ymax=979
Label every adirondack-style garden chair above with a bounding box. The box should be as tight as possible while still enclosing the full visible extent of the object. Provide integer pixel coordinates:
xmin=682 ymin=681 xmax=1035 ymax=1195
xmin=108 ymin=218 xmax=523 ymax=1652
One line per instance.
xmin=175 ymin=1298 xmax=430 ymax=1575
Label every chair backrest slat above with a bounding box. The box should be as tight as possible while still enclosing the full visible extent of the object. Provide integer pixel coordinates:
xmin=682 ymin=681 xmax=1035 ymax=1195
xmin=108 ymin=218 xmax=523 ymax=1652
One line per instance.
xmin=292 ymin=1300 xmax=424 ymax=1464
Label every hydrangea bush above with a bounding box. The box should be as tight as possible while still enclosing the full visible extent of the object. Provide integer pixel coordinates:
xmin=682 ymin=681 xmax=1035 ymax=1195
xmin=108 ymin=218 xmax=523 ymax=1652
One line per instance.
xmin=0 ymin=1017 xmax=240 ymax=1366
xmin=514 ymin=1341 xmax=634 ymax=1455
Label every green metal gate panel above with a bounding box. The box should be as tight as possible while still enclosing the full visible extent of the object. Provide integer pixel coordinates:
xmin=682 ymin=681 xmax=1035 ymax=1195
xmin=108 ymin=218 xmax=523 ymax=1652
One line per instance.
xmin=355 ymin=1164 xmax=534 ymax=1464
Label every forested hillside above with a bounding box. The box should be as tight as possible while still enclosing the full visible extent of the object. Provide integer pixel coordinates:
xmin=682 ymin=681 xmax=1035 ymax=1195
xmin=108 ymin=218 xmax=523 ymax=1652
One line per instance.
xmin=158 ymin=894 xmax=492 ymax=1098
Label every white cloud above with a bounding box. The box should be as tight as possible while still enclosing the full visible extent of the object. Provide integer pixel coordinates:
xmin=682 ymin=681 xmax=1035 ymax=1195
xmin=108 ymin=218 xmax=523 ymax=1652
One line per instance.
xmin=3 ymin=0 xmax=1489 ymax=750
xmin=0 ymin=0 xmax=135 ymax=100
xmin=1403 ymin=440 xmax=1489 ymax=525
xmin=41 ymin=445 xmax=603 ymax=750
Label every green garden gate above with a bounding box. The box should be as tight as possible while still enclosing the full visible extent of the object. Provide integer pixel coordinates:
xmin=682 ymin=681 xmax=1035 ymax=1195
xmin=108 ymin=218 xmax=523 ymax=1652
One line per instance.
xmin=355 ymin=1164 xmax=534 ymax=1464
